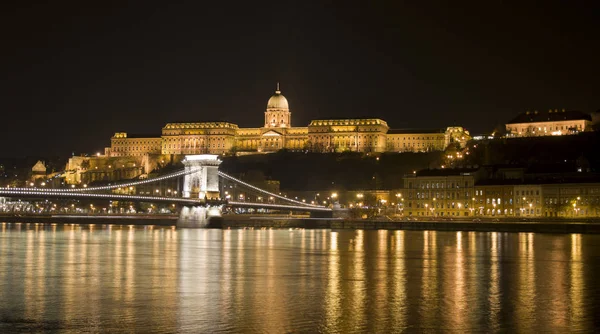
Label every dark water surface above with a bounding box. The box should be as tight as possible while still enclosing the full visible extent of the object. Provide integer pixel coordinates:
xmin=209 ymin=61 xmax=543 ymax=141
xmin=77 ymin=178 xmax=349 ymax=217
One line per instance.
xmin=1 ymin=223 xmax=599 ymax=333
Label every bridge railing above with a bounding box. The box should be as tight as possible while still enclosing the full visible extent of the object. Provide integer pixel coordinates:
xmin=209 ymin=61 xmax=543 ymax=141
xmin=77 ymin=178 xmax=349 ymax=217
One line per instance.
xmin=218 ymin=171 xmax=325 ymax=209
xmin=0 ymin=189 xmax=209 ymax=204
xmin=3 ymin=168 xmax=202 ymax=193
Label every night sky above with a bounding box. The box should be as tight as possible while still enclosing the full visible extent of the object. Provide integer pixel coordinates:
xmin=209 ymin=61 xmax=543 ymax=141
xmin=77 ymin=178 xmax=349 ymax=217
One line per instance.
xmin=1 ymin=1 xmax=599 ymax=157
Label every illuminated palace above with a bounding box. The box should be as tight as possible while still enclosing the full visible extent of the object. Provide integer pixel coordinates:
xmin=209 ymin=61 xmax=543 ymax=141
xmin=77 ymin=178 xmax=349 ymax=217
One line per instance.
xmin=105 ymin=85 xmax=470 ymax=158
xmin=505 ymin=109 xmax=593 ymax=137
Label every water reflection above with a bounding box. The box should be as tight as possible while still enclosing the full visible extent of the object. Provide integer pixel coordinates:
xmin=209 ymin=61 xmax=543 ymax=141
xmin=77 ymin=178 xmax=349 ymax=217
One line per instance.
xmin=489 ymin=232 xmax=501 ymax=331
xmin=0 ymin=225 xmax=599 ymax=332
xmin=324 ymin=231 xmax=341 ymax=332
xmin=570 ymin=234 xmax=584 ymax=326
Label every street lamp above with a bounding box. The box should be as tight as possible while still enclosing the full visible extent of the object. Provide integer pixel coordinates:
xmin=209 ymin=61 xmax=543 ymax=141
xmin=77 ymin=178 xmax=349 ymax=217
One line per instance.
xmin=529 ymin=203 xmax=533 ymax=216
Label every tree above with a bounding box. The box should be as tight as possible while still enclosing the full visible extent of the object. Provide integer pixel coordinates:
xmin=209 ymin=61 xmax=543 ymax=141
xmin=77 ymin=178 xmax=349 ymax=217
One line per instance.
xmin=227 ymin=146 xmax=238 ymax=156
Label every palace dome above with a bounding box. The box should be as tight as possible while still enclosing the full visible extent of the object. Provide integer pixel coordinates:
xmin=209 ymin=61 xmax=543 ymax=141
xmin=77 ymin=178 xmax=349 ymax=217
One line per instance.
xmin=267 ymin=84 xmax=289 ymax=110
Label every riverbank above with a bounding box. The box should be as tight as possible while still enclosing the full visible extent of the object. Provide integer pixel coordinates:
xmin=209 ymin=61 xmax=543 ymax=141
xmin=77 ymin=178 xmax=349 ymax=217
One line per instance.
xmin=217 ymin=217 xmax=600 ymax=234
xmin=0 ymin=214 xmax=177 ymax=226
xmin=2 ymin=214 xmax=600 ymax=233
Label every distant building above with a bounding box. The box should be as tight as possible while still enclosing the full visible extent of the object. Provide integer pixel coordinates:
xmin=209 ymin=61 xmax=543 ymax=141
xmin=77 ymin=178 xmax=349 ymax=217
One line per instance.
xmin=102 ymin=85 xmax=471 ymax=157
xmin=387 ymin=128 xmax=446 ymax=152
xmin=406 ymin=165 xmax=600 ymax=218
xmin=403 ymin=168 xmax=477 ymax=217
xmin=108 ymin=133 xmax=162 ymax=157
xmin=31 ymin=160 xmax=46 ymax=180
xmin=505 ymin=109 xmax=593 ymax=137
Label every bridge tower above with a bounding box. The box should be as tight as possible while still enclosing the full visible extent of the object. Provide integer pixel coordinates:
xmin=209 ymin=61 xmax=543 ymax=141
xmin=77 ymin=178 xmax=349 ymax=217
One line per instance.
xmin=178 ymin=155 xmax=223 ymax=228
xmin=181 ymin=154 xmax=222 ymax=199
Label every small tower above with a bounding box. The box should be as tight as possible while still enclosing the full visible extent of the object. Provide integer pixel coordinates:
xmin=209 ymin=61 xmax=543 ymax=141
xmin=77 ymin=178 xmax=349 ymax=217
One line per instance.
xmin=264 ymin=83 xmax=291 ymax=128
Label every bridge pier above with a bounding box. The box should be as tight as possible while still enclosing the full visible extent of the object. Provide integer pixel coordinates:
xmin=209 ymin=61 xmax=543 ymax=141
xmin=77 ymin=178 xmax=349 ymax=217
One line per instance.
xmin=177 ymin=205 xmax=223 ymax=228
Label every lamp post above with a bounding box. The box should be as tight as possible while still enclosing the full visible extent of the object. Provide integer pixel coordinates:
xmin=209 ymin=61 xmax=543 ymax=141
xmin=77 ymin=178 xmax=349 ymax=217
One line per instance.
xmin=529 ymin=203 xmax=533 ymax=216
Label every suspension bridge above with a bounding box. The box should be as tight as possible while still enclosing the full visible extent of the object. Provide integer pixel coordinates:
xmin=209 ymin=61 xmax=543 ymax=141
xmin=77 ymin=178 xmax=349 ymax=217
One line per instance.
xmin=0 ymin=155 xmax=332 ymax=227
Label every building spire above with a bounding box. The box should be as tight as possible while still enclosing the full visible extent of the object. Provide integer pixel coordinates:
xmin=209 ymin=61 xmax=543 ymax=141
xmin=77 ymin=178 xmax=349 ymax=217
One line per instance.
xmin=276 ymin=82 xmax=280 ymax=93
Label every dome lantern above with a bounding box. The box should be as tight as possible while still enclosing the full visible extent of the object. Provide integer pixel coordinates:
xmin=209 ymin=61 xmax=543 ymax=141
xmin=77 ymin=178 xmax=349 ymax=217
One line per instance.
xmin=266 ymin=82 xmax=289 ymax=110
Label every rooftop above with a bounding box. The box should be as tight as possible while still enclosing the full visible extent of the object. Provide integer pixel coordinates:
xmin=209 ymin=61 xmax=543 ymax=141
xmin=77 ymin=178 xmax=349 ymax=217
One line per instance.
xmin=164 ymin=122 xmax=239 ymax=129
xmin=309 ymin=118 xmax=388 ymax=127
xmin=414 ymin=168 xmax=479 ymax=177
xmin=507 ymin=109 xmax=592 ymax=124
xmin=123 ymin=134 xmax=161 ymax=139
xmin=388 ymin=128 xmax=445 ymax=135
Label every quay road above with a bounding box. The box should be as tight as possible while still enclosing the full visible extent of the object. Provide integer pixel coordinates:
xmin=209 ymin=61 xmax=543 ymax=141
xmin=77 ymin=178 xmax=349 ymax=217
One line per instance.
xmin=1 ymin=214 xmax=600 ymax=233
xmin=0 ymin=213 xmax=178 ymax=226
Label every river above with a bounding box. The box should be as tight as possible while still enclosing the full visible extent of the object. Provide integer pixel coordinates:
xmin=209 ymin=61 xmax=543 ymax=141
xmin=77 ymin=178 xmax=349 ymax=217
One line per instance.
xmin=1 ymin=223 xmax=599 ymax=332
